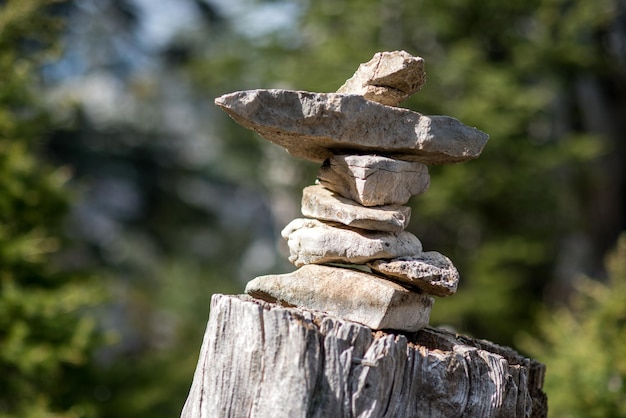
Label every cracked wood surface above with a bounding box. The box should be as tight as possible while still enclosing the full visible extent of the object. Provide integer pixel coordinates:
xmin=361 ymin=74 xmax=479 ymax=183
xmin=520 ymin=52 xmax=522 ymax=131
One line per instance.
xmin=182 ymin=294 xmax=547 ymax=418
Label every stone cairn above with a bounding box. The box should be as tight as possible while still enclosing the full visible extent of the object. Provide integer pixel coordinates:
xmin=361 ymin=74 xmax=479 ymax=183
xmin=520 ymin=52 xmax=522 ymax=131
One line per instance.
xmin=214 ymin=51 xmax=489 ymax=332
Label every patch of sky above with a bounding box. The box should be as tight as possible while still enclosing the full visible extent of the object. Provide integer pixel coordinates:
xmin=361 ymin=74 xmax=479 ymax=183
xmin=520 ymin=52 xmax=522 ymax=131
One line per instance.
xmin=130 ymin=0 xmax=202 ymax=49
xmin=207 ymin=0 xmax=302 ymax=37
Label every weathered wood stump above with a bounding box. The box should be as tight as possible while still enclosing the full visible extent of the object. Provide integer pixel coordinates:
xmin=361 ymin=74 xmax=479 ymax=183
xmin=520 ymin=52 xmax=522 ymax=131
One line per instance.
xmin=182 ymin=294 xmax=547 ymax=418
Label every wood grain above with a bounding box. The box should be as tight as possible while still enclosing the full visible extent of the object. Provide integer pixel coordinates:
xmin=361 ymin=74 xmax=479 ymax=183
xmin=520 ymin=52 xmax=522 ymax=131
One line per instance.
xmin=182 ymin=294 xmax=547 ymax=418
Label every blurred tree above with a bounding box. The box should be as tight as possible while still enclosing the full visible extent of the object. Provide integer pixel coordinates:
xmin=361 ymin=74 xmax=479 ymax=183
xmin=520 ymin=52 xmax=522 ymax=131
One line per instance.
xmin=0 ymin=0 xmax=105 ymax=416
xmin=35 ymin=0 xmax=626 ymax=415
xmin=523 ymin=233 xmax=626 ymax=417
xmin=39 ymin=1 xmax=262 ymax=416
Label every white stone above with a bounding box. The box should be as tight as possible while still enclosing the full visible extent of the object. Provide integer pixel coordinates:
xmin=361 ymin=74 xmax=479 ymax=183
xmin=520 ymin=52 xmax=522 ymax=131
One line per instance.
xmin=214 ymin=89 xmax=489 ymax=164
xmin=368 ymin=252 xmax=460 ymax=296
xmin=301 ymin=185 xmax=411 ymax=232
xmin=245 ymin=264 xmax=433 ymax=332
xmin=281 ymin=218 xmax=422 ymax=267
xmin=317 ymin=154 xmax=430 ymax=207
xmin=337 ymin=50 xmax=426 ymax=106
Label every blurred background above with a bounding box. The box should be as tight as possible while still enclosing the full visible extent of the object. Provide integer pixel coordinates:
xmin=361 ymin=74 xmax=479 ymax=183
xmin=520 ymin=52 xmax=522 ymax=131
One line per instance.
xmin=1 ymin=0 xmax=625 ymax=416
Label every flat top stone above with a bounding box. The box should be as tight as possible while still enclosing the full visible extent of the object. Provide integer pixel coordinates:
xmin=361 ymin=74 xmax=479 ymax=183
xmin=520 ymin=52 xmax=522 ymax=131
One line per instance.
xmin=215 ymin=89 xmax=488 ymax=164
xmin=337 ymin=50 xmax=426 ymax=106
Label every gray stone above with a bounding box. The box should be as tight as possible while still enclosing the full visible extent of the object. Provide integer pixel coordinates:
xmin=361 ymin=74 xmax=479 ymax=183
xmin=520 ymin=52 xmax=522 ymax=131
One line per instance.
xmin=368 ymin=251 xmax=460 ymax=296
xmin=214 ymin=89 xmax=489 ymax=164
xmin=281 ymin=218 xmax=422 ymax=267
xmin=301 ymin=185 xmax=411 ymax=232
xmin=337 ymin=50 xmax=426 ymax=106
xmin=317 ymin=154 xmax=430 ymax=207
xmin=245 ymin=264 xmax=433 ymax=332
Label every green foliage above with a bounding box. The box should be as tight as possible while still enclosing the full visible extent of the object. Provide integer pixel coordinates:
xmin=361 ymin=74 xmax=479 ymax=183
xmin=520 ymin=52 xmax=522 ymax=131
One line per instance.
xmin=91 ymin=261 xmax=240 ymax=418
xmin=0 ymin=0 xmax=105 ymax=416
xmin=22 ymin=0 xmax=622 ymax=415
xmin=523 ymin=234 xmax=626 ymax=417
xmin=191 ymin=0 xmax=618 ymax=345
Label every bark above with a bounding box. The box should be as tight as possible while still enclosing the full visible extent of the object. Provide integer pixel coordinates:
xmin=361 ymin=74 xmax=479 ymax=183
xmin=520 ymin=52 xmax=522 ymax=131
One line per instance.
xmin=182 ymin=294 xmax=547 ymax=418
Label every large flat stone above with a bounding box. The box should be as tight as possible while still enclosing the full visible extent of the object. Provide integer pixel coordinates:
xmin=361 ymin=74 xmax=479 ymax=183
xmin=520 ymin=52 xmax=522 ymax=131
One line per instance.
xmin=317 ymin=154 xmax=429 ymax=206
xmin=245 ymin=264 xmax=433 ymax=331
xmin=368 ymin=252 xmax=460 ymax=296
xmin=214 ymin=89 xmax=488 ymax=164
xmin=301 ymin=185 xmax=411 ymax=232
xmin=281 ymin=218 xmax=422 ymax=267
xmin=337 ymin=50 xmax=426 ymax=106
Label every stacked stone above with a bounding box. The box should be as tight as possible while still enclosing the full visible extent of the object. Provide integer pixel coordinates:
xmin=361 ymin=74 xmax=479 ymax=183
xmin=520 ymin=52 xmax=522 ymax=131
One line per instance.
xmin=214 ymin=51 xmax=489 ymax=332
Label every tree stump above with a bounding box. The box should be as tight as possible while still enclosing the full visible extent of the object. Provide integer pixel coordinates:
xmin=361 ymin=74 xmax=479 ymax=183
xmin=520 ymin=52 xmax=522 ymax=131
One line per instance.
xmin=182 ymin=294 xmax=547 ymax=418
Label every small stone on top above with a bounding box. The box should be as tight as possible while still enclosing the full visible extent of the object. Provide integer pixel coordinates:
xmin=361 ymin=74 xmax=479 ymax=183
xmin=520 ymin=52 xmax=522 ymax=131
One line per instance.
xmin=337 ymin=50 xmax=426 ymax=106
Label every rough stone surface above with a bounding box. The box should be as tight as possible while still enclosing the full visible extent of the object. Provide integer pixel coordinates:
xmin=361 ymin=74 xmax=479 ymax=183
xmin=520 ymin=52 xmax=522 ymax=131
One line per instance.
xmin=317 ymin=154 xmax=430 ymax=207
xmin=301 ymin=185 xmax=411 ymax=232
xmin=214 ymin=89 xmax=489 ymax=164
xmin=368 ymin=252 xmax=460 ymax=297
xmin=246 ymin=264 xmax=434 ymax=332
xmin=337 ymin=50 xmax=426 ymax=106
xmin=281 ymin=218 xmax=422 ymax=267
xmin=182 ymin=294 xmax=548 ymax=418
